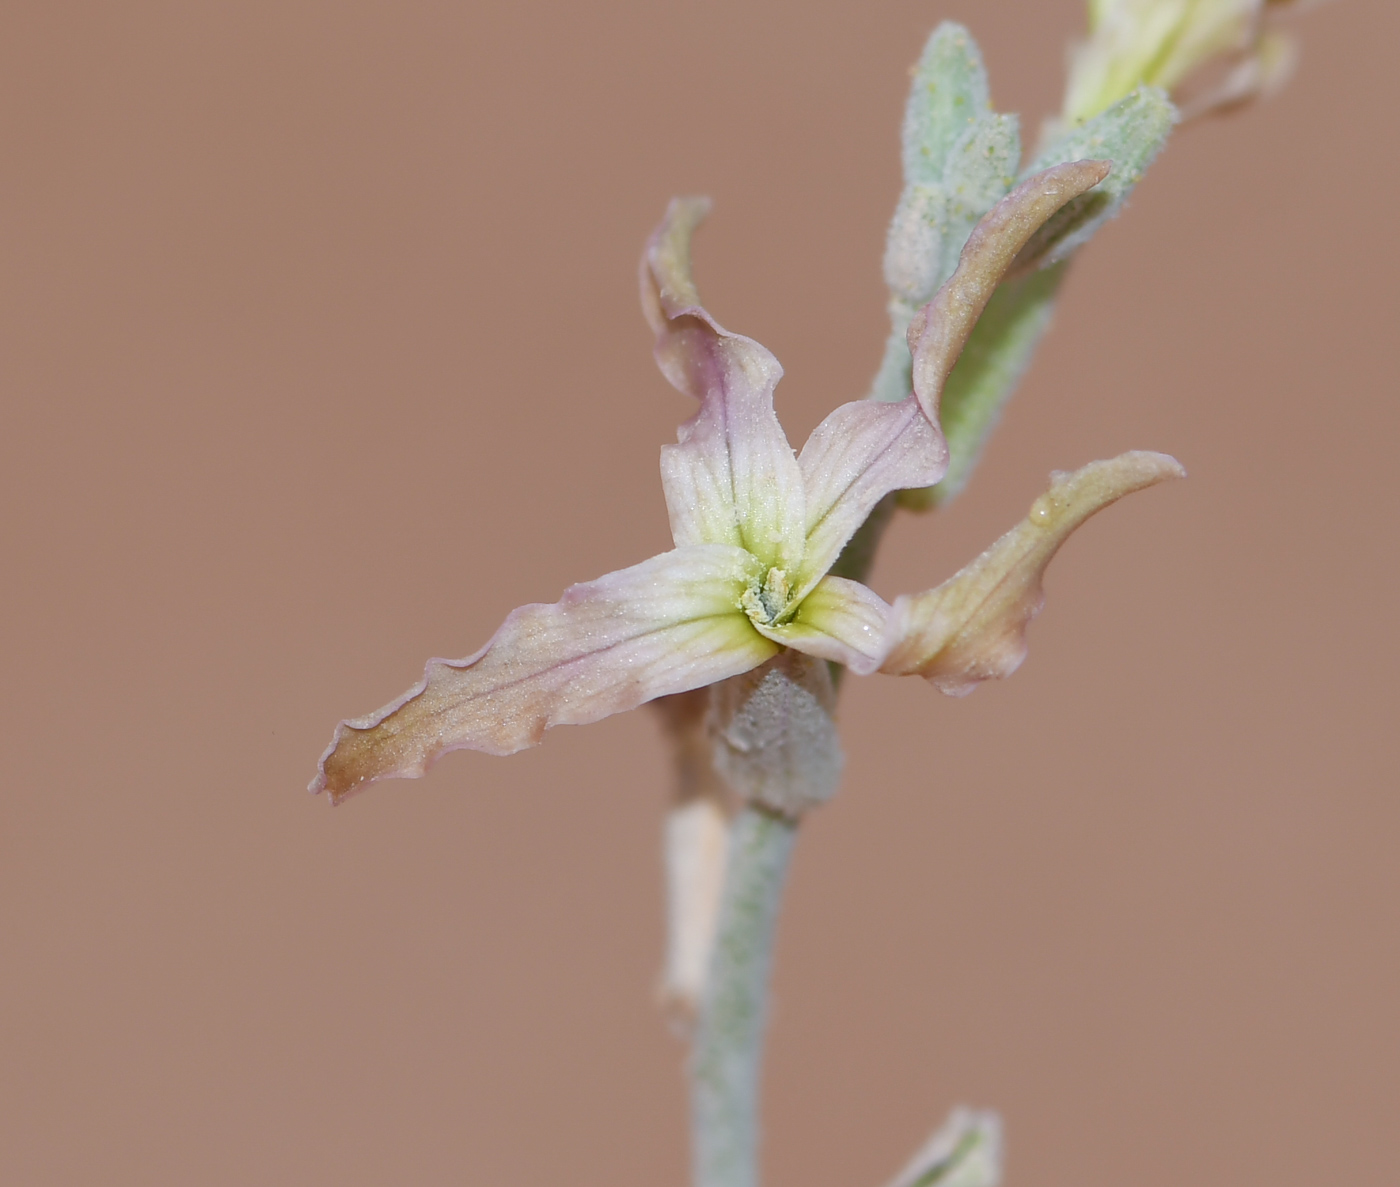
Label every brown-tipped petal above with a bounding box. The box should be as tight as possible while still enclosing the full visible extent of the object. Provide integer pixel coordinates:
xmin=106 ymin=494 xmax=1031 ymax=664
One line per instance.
xmin=756 ymin=576 xmax=893 ymax=676
xmin=641 ymin=199 xmax=806 ymax=573
xmin=907 ymin=160 xmax=1112 ymax=424
xmin=311 ymin=545 xmax=776 ymax=803
xmin=795 ymin=397 xmax=948 ymax=591
xmin=881 ymin=451 xmax=1185 ymax=694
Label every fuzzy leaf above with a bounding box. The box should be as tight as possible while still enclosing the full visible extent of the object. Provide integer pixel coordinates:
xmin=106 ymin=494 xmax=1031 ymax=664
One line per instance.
xmin=939 ymin=113 xmax=1022 ymax=282
xmin=1019 ymin=87 xmax=1177 ymax=269
xmin=874 ymin=24 xmax=1021 ymax=407
xmin=901 ymin=23 xmax=991 ymax=187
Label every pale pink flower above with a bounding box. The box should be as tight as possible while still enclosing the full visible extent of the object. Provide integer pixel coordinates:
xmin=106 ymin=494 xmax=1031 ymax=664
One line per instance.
xmin=311 ymin=160 xmax=1183 ymax=804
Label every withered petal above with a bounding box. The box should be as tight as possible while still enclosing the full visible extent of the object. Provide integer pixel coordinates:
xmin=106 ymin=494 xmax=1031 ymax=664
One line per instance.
xmin=311 ymin=545 xmax=776 ymax=803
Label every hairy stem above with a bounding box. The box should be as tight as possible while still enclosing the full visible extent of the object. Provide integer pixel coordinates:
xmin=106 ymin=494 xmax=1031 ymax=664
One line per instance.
xmin=690 ymin=807 xmax=798 ymax=1187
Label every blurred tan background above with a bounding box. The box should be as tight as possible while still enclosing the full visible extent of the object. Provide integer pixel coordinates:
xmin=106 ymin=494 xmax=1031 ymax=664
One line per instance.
xmin=2 ymin=0 xmax=1396 ymax=1183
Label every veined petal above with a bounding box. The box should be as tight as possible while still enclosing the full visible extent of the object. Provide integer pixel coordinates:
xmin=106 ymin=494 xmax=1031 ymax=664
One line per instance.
xmin=642 ymin=198 xmax=806 ymax=572
xmin=881 ymin=452 xmax=1185 ymax=694
xmin=795 ymin=396 xmax=947 ymax=595
xmin=756 ymin=576 xmax=893 ymax=676
xmin=792 ymin=163 xmax=1112 ymax=585
xmin=907 ymin=161 xmax=1112 ymax=427
xmin=311 ymin=544 xmax=775 ymax=803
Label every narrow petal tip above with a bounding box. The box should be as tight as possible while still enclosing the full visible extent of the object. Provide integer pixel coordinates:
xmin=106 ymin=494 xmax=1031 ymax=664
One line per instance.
xmin=642 ymin=196 xmax=713 ymax=330
xmin=1029 ymin=450 xmax=1185 ymax=534
xmin=882 ymin=449 xmax=1185 ymax=694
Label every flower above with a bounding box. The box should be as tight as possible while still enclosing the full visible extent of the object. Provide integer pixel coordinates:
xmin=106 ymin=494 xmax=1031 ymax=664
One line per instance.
xmin=311 ymin=160 xmax=1183 ymax=805
xmin=1063 ymin=0 xmax=1306 ymax=125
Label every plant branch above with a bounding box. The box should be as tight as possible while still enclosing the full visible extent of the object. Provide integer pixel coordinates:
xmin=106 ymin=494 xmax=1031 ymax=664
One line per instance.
xmin=690 ymin=806 xmax=798 ymax=1187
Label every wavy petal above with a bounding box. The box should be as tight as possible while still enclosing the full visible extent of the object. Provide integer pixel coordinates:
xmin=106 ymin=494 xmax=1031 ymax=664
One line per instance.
xmin=311 ymin=545 xmax=775 ymax=803
xmin=907 ymin=160 xmax=1112 ymax=427
xmin=756 ymin=576 xmax=892 ymax=675
xmin=642 ymin=198 xmax=806 ymax=572
xmin=795 ymin=396 xmax=947 ymax=594
xmin=881 ymin=452 xmax=1185 ymax=694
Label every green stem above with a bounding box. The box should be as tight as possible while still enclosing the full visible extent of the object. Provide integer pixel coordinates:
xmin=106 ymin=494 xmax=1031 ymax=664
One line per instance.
xmin=691 ymin=807 xmax=798 ymax=1187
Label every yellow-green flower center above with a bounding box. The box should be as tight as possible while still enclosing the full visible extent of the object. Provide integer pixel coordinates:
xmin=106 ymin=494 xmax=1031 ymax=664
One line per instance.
xmin=741 ymin=567 xmax=794 ymax=628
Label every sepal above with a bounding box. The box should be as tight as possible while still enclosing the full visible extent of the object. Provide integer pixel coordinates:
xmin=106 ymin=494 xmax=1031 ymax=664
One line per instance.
xmin=709 ymin=652 xmax=843 ymax=819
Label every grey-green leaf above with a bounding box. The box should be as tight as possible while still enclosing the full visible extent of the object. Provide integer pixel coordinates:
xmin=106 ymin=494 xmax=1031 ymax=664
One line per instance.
xmin=940 ymin=111 xmax=1021 ymax=285
xmin=902 ymin=23 xmax=992 ymax=187
xmin=884 ymin=183 xmax=952 ymax=307
xmin=875 ymin=26 xmax=1019 ymax=407
xmin=882 ymin=113 xmax=1020 ymax=357
xmin=1018 ymin=86 xmax=1177 ymax=269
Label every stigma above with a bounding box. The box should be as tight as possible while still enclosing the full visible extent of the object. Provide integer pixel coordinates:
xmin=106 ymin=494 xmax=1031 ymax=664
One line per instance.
xmin=741 ymin=567 xmax=793 ymax=628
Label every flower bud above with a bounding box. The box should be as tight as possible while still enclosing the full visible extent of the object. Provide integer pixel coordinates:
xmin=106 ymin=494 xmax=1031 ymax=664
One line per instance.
xmin=1062 ymin=0 xmax=1306 ymax=125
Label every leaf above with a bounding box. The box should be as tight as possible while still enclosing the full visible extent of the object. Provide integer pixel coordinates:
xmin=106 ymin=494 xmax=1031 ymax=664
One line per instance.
xmin=874 ymin=24 xmax=1021 ymax=405
xmin=1018 ymin=87 xmax=1177 ymax=269
xmin=901 ymin=23 xmax=992 ymax=187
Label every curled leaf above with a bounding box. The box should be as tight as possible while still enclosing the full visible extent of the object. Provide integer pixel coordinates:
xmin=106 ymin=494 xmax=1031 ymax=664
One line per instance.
xmin=881 ymin=451 xmax=1185 ymax=694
